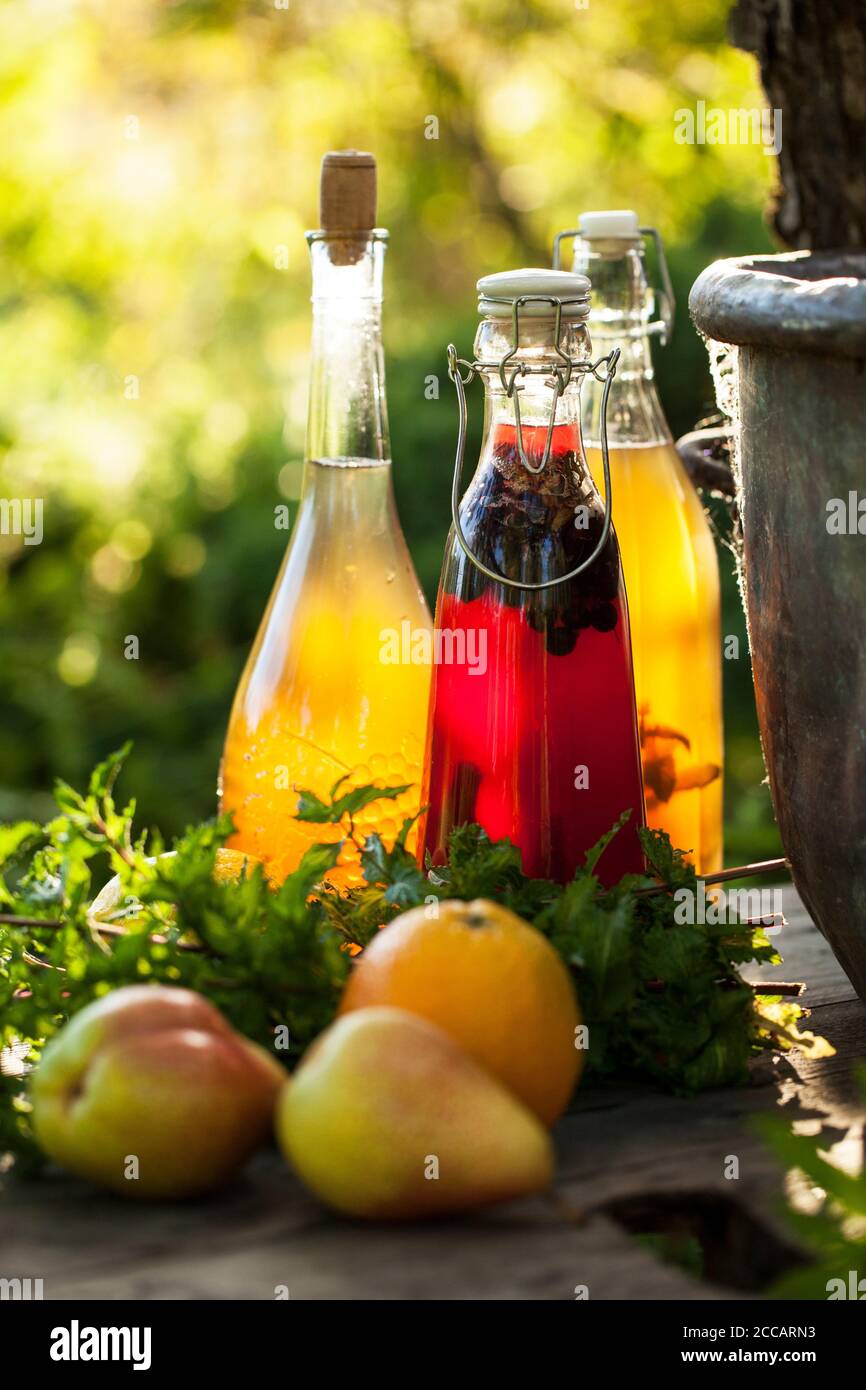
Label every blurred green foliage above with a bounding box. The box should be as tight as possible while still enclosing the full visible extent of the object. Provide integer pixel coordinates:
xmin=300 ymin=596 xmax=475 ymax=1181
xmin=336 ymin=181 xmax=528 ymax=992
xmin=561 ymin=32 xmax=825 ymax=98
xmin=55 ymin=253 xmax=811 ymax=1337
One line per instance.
xmin=0 ymin=0 xmax=780 ymax=862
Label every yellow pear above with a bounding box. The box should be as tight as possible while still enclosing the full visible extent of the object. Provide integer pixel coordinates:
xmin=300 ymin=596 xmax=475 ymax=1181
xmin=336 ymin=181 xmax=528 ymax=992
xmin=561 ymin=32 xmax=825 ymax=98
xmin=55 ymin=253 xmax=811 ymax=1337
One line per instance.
xmin=277 ymin=1006 xmax=553 ymax=1220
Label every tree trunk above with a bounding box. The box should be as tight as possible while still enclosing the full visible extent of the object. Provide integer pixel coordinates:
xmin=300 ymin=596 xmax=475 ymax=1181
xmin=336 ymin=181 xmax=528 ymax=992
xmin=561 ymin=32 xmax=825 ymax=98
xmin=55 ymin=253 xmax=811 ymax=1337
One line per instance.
xmin=730 ymin=0 xmax=866 ymax=250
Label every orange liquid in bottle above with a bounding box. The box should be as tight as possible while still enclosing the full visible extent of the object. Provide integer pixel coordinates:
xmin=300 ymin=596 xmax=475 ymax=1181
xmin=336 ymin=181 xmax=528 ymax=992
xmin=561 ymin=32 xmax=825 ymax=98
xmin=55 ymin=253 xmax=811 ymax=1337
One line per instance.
xmin=220 ymin=462 xmax=431 ymax=887
xmin=587 ymin=441 xmax=723 ymax=872
xmin=574 ymin=216 xmax=724 ymax=874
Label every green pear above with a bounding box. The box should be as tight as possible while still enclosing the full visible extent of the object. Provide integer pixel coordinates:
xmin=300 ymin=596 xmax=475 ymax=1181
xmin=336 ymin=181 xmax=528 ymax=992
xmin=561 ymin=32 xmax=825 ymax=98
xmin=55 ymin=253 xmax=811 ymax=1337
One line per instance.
xmin=32 ymin=985 xmax=285 ymax=1199
xmin=277 ymin=1006 xmax=554 ymax=1220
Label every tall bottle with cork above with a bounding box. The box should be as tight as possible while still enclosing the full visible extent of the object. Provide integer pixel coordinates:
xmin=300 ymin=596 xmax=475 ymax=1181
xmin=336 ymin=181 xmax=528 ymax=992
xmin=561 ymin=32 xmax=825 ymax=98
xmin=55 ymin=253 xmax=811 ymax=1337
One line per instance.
xmin=220 ymin=152 xmax=432 ymax=885
xmin=556 ymin=212 xmax=723 ymax=873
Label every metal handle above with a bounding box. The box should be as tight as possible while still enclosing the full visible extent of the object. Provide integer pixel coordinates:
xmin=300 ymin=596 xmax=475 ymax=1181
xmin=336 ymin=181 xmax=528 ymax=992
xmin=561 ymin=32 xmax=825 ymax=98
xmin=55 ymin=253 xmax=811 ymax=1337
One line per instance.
xmin=446 ymin=346 xmax=621 ymax=593
xmin=553 ymin=225 xmax=676 ymax=345
xmin=675 ymin=426 xmax=736 ymax=498
xmin=552 ymin=227 xmax=580 ymax=271
xmin=641 ymin=226 xmax=676 ymax=346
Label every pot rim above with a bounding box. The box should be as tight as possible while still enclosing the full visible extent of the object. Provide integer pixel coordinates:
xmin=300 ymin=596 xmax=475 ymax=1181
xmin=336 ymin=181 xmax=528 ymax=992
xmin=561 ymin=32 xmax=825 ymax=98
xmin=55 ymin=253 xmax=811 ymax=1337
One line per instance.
xmin=689 ymin=250 xmax=866 ymax=361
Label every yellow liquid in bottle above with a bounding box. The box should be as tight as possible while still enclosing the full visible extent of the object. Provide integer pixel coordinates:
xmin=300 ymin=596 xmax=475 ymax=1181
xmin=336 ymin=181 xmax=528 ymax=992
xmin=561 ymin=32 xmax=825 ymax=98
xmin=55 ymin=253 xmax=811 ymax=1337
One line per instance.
xmin=587 ymin=441 xmax=723 ymax=873
xmin=220 ymin=461 xmax=431 ymax=887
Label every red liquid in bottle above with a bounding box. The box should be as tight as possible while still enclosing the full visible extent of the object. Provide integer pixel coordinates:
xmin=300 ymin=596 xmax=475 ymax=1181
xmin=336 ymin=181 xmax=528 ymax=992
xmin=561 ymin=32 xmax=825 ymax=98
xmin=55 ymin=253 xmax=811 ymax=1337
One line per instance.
xmin=420 ymin=420 xmax=645 ymax=885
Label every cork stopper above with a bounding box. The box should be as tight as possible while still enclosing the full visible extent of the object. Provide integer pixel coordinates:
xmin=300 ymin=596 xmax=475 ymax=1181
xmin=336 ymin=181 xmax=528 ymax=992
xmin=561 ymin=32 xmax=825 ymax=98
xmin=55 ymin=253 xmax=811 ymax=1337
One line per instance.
xmin=319 ymin=151 xmax=377 ymax=264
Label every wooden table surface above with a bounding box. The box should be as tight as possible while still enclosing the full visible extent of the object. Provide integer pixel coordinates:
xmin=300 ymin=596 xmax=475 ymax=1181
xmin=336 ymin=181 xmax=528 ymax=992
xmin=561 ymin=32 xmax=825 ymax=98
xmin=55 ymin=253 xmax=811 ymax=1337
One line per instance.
xmin=3 ymin=886 xmax=864 ymax=1301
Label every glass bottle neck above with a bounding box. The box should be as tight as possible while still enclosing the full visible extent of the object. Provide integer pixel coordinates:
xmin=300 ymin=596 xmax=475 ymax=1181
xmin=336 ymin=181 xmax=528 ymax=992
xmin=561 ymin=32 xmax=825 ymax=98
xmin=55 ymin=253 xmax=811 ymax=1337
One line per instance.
xmin=574 ymin=241 xmax=671 ymax=448
xmin=304 ymin=232 xmax=391 ymax=469
xmin=472 ymin=314 xmax=591 ymax=475
xmin=481 ymin=373 xmax=583 ymax=449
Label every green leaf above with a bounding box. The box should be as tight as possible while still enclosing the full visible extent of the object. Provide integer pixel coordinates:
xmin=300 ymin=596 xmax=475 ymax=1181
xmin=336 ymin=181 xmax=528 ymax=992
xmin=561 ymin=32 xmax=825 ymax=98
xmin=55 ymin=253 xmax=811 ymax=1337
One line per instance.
xmin=87 ymin=741 xmax=133 ymax=799
xmin=360 ymin=825 xmax=428 ymax=907
xmin=295 ymin=781 xmax=412 ymax=824
xmin=0 ymin=821 xmax=42 ymax=866
xmin=638 ymin=826 xmax=696 ymax=888
xmin=278 ymin=841 xmax=343 ymax=909
xmin=757 ymin=1072 xmax=866 ymax=1297
xmin=758 ymin=1118 xmax=866 ymax=1218
xmin=583 ymin=809 xmax=630 ymax=875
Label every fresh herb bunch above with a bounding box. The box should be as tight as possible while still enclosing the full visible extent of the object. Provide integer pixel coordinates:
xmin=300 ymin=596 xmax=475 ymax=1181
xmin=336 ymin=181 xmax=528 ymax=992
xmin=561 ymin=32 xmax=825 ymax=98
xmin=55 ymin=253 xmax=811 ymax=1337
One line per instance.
xmin=0 ymin=747 xmax=827 ymax=1170
xmin=424 ymin=815 xmax=828 ymax=1091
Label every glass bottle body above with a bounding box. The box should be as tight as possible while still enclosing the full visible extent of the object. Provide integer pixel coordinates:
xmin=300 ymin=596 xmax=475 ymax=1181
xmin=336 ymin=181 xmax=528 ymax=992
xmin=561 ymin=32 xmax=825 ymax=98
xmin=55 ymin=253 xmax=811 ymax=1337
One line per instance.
xmin=578 ymin=237 xmax=723 ymax=872
xmin=220 ymin=234 xmax=432 ymax=885
xmin=420 ymin=319 xmax=646 ymax=886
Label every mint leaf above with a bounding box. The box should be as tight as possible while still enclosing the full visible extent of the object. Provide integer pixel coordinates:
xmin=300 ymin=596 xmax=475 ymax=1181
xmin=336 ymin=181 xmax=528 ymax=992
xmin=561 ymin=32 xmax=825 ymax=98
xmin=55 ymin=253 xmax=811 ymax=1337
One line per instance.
xmin=583 ymin=810 xmax=630 ymax=875
xmin=295 ymin=781 xmax=412 ymax=825
xmin=360 ymin=824 xmax=428 ymax=907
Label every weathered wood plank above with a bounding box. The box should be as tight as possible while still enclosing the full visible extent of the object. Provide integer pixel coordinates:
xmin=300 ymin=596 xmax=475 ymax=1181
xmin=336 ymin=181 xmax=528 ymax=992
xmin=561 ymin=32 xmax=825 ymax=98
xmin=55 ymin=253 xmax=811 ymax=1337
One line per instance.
xmin=0 ymin=1169 xmax=729 ymax=1300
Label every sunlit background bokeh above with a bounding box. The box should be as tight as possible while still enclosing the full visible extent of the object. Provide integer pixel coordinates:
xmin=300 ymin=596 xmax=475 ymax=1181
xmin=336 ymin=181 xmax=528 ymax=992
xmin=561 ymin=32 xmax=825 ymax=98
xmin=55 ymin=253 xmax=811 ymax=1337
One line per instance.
xmin=0 ymin=0 xmax=780 ymax=862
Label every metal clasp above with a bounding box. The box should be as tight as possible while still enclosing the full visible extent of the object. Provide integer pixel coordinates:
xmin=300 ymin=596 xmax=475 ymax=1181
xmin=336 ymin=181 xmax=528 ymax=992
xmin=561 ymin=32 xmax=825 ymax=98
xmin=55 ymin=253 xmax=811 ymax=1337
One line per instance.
xmin=496 ymin=294 xmax=576 ymax=476
xmin=446 ymin=304 xmax=621 ymax=593
xmin=552 ymin=225 xmax=676 ymax=345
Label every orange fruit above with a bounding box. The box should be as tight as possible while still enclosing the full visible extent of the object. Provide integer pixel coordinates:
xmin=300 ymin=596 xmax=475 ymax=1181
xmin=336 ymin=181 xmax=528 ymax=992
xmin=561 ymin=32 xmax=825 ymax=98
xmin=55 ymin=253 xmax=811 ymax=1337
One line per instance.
xmin=338 ymin=898 xmax=582 ymax=1125
xmin=212 ymin=847 xmax=274 ymax=886
xmin=88 ymin=849 xmax=275 ymax=929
